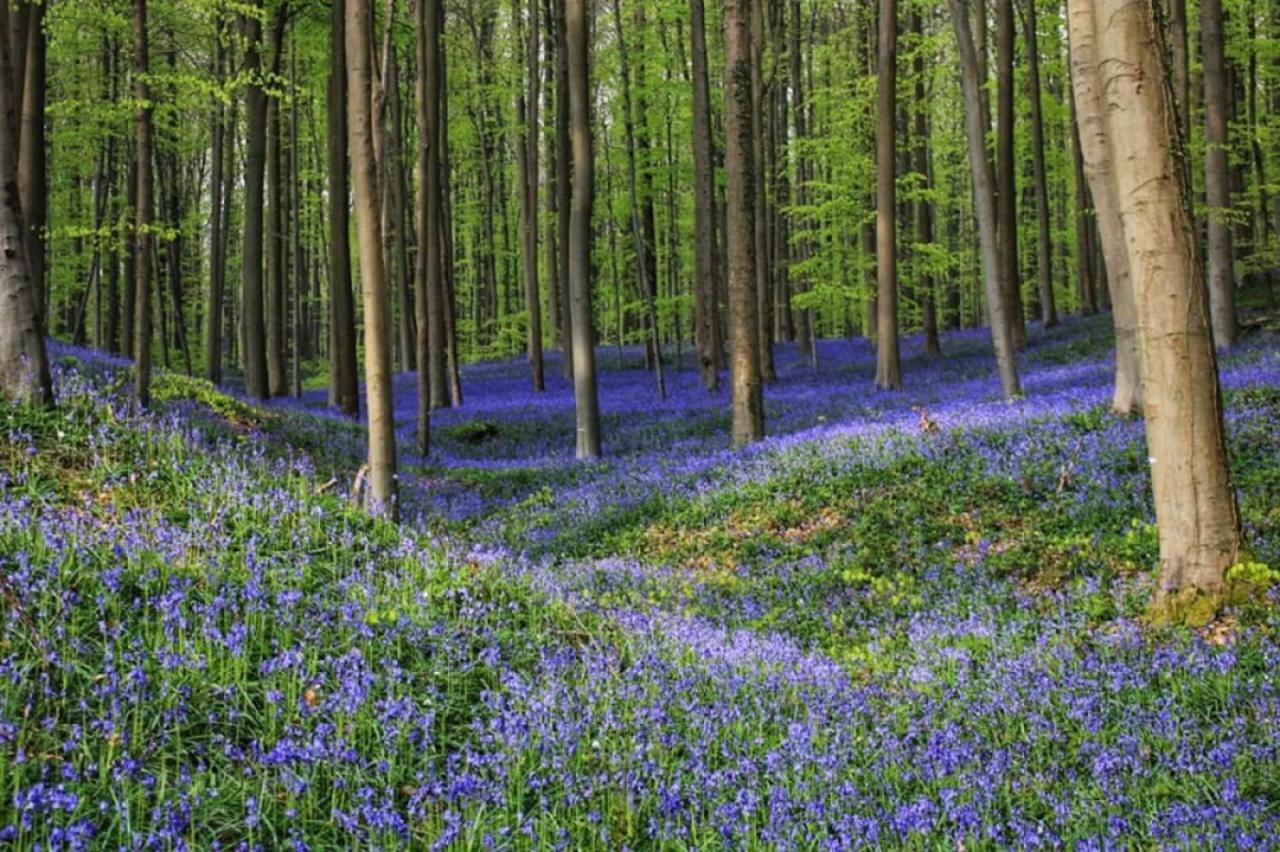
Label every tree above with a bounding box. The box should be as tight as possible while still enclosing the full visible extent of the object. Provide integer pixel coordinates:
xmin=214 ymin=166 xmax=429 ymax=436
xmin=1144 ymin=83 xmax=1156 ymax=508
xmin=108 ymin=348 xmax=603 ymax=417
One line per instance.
xmin=240 ymin=5 xmax=269 ymax=400
xmin=1024 ymin=0 xmax=1057 ymax=328
xmin=949 ymin=0 xmax=1021 ymax=399
xmin=1067 ymin=0 xmax=1142 ymax=415
xmin=565 ymin=0 xmax=600 ymax=459
xmin=0 ymin=2 xmax=50 ymax=406
xmin=133 ymin=0 xmax=155 ymax=409
xmin=725 ymin=0 xmax=764 ymax=445
xmin=347 ymin=0 xmax=398 ymax=518
xmin=874 ymin=0 xmax=901 ymax=391
xmin=516 ymin=0 xmax=544 ymax=392
xmin=1073 ymin=0 xmax=1241 ymax=612
xmin=329 ymin=0 xmax=360 ymax=416
xmin=1202 ymin=0 xmax=1237 ymax=348
xmin=206 ymin=19 xmax=227 ymax=384
xmin=419 ymin=0 xmax=447 ymax=415
xmin=995 ymin=0 xmax=1024 ymax=349
xmin=690 ymin=0 xmax=720 ymax=391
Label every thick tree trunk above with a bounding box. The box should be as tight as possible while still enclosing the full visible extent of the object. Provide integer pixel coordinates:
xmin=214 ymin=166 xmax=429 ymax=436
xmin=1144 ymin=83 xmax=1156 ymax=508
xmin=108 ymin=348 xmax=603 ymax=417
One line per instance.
xmin=1024 ymin=0 xmax=1057 ymax=328
xmin=1086 ymin=0 xmax=1240 ymax=609
xmin=1202 ymin=0 xmax=1237 ymax=348
xmin=725 ymin=0 xmax=765 ymax=445
xmin=328 ymin=0 xmax=360 ymax=416
xmin=949 ymin=0 xmax=1021 ymax=399
xmin=133 ymin=0 xmax=155 ymax=409
xmin=1067 ymin=0 xmax=1143 ymax=415
xmin=346 ymin=0 xmax=398 ymax=518
xmin=565 ymin=0 xmax=600 ymax=459
xmin=874 ymin=0 xmax=901 ymax=390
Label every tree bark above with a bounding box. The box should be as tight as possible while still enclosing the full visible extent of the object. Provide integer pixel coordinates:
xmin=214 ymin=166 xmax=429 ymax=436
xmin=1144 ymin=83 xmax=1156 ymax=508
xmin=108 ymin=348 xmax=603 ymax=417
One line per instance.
xmin=16 ymin=0 xmax=44 ymax=322
xmin=517 ymin=0 xmax=545 ymax=391
xmin=911 ymin=7 xmax=940 ymax=358
xmin=328 ymin=0 xmax=360 ymax=416
xmin=241 ymin=7 xmax=269 ymax=400
xmin=132 ymin=0 xmax=155 ymax=409
xmin=347 ymin=0 xmax=398 ymax=518
xmin=1085 ymin=0 xmax=1240 ymax=608
xmin=566 ymin=0 xmax=600 ymax=458
xmin=1067 ymin=0 xmax=1142 ymax=414
xmin=690 ymin=0 xmax=721 ymax=390
xmin=725 ymin=0 xmax=765 ymax=444
xmin=949 ymin=0 xmax=1021 ymax=399
xmin=1024 ymin=0 xmax=1057 ymax=327
xmin=207 ymin=23 xmax=226 ymax=383
xmin=265 ymin=14 xmax=287 ymax=396
xmin=554 ymin=0 xmax=573 ymax=377
xmin=995 ymin=0 xmax=1025 ymax=349
xmin=750 ymin=0 xmax=775 ymax=382
xmin=875 ymin=0 xmax=901 ymax=390
xmin=415 ymin=0 xmax=444 ymax=454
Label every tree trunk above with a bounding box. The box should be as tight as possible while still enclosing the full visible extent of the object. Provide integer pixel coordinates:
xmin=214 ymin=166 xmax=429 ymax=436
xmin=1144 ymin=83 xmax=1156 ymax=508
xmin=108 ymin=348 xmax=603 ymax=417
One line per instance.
xmin=1202 ymin=0 xmax=1237 ymax=348
xmin=1068 ymin=79 xmax=1098 ymax=317
xmin=788 ymin=0 xmax=814 ymax=366
xmin=1167 ymin=0 xmax=1190 ymax=140
xmin=132 ymin=0 xmax=155 ymax=409
xmin=241 ymin=8 xmax=269 ymax=400
xmin=416 ymin=0 xmax=445 ymax=454
xmin=347 ymin=0 xmax=398 ymax=518
xmin=265 ymin=19 xmax=287 ymax=396
xmin=1024 ymin=0 xmax=1057 ymax=327
xmin=750 ymin=0 xmax=775 ymax=382
xmin=1067 ymin=0 xmax=1142 ymax=414
xmin=328 ymin=0 xmax=360 ymax=416
xmin=1085 ymin=0 xmax=1240 ymax=610
xmin=725 ymin=0 xmax=765 ymax=445
xmin=16 ymin=0 xmax=44 ymax=322
xmin=690 ymin=0 xmax=720 ymax=390
xmin=517 ymin=0 xmax=545 ymax=391
xmin=207 ymin=23 xmax=226 ymax=383
xmin=875 ymin=0 xmax=901 ymax=390
xmin=995 ymin=0 xmax=1025 ymax=349
xmin=566 ymin=0 xmax=600 ymax=459
xmin=911 ymin=7 xmax=940 ymax=358
xmin=949 ymin=0 xmax=1021 ymax=399
xmin=554 ymin=0 xmax=573 ymax=377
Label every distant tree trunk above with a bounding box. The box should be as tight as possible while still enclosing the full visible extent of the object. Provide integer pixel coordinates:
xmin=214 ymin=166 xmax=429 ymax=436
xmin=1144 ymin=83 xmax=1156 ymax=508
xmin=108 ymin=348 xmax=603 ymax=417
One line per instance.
xmin=566 ymin=0 xmax=600 ymax=458
xmin=1068 ymin=80 xmax=1098 ymax=316
xmin=241 ymin=7 xmax=269 ymax=400
xmin=347 ymin=0 xmax=398 ymax=518
xmin=1025 ymin=0 xmax=1057 ymax=327
xmin=207 ymin=24 xmax=226 ymax=383
xmin=949 ymin=0 xmax=1021 ymax=399
xmin=436 ymin=0 xmax=463 ymax=407
xmin=132 ymin=0 xmax=155 ymax=409
xmin=328 ymin=0 xmax=360 ymax=416
xmin=613 ymin=0 xmax=666 ymax=400
xmin=387 ymin=49 xmax=416 ymax=375
xmin=690 ymin=0 xmax=720 ymax=390
xmin=875 ymin=0 xmax=901 ymax=390
xmin=554 ymin=0 xmax=573 ymax=377
xmin=0 ymin=7 xmax=49 ymax=405
xmin=995 ymin=0 xmax=1025 ymax=348
xmin=1167 ymin=0 xmax=1190 ymax=140
xmin=911 ymin=8 xmax=940 ymax=358
xmin=725 ymin=0 xmax=765 ymax=445
xmin=289 ymin=44 xmax=304 ymax=397
xmin=1202 ymin=0 xmax=1237 ymax=348
xmin=750 ymin=0 xmax=776 ymax=382
xmin=517 ymin=0 xmax=545 ymax=391
xmin=1067 ymin=0 xmax=1142 ymax=415
xmin=265 ymin=15 xmax=287 ymax=396
xmin=788 ymin=0 xmax=814 ymax=366
xmin=415 ymin=0 xmax=444 ymax=454
xmin=1084 ymin=0 xmax=1240 ymax=611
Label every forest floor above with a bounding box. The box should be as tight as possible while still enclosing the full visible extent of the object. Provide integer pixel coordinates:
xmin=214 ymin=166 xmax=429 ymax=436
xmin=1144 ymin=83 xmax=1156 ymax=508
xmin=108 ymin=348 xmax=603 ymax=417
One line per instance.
xmin=3 ymin=302 xmax=1280 ymax=848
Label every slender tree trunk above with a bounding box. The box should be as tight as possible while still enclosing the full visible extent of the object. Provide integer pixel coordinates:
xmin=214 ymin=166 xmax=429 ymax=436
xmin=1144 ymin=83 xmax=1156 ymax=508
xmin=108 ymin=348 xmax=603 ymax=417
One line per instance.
xmin=207 ymin=24 xmax=226 ymax=383
xmin=750 ymin=0 xmax=776 ymax=382
xmin=517 ymin=0 xmax=545 ymax=391
xmin=690 ymin=0 xmax=721 ymax=390
xmin=16 ymin=0 xmax=44 ymax=322
xmin=328 ymin=0 xmax=359 ymax=415
xmin=387 ymin=48 xmax=416 ymax=375
xmin=1068 ymin=80 xmax=1098 ymax=317
xmin=725 ymin=0 xmax=765 ymax=445
xmin=1067 ymin=0 xmax=1142 ymax=414
xmin=347 ymin=0 xmax=398 ymax=518
xmin=437 ymin=2 xmax=463 ymax=408
xmin=995 ymin=0 xmax=1025 ymax=348
xmin=1202 ymin=0 xmax=1237 ymax=348
xmin=566 ymin=0 xmax=600 ymax=458
xmin=1025 ymin=0 xmax=1057 ymax=327
xmin=875 ymin=0 xmax=901 ymax=390
xmin=554 ymin=0 xmax=573 ymax=377
xmin=912 ymin=8 xmax=940 ymax=357
xmin=788 ymin=0 xmax=814 ymax=366
xmin=265 ymin=26 xmax=287 ymax=396
xmin=949 ymin=0 xmax=1021 ymax=398
xmin=1084 ymin=0 xmax=1240 ymax=610
xmin=416 ymin=0 xmax=445 ymax=454
xmin=1167 ymin=0 xmax=1190 ymax=140
xmin=241 ymin=8 xmax=269 ymax=399
xmin=613 ymin=0 xmax=666 ymax=400
xmin=133 ymin=0 xmax=155 ymax=409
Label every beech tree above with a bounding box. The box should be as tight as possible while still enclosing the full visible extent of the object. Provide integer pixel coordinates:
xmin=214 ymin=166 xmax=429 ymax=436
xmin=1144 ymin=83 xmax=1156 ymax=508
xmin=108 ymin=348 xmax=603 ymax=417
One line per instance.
xmin=1071 ymin=0 xmax=1242 ymax=612
xmin=874 ymin=0 xmax=900 ymax=391
xmin=347 ymin=0 xmax=398 ymax=517
xmin=132 ymin=0 xmax=155 ymax=409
